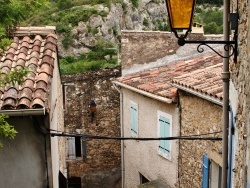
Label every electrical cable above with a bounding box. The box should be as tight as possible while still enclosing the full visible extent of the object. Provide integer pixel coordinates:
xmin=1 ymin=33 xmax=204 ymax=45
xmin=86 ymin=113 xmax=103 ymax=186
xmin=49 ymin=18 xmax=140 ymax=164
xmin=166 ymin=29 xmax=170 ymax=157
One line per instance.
xmin=49 ymin=131 xmax=222 ymax=141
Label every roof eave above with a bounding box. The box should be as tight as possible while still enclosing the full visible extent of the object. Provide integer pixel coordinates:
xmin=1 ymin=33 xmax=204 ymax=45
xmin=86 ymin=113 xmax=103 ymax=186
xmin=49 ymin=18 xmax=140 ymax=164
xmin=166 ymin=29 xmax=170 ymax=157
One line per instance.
xmin=171 ymin=83 xmax=223 ymax=106
xmin=113 ymin=81 xmax=173 ymax=104
xmin=0 ymin=107 xmax=46 ymax=117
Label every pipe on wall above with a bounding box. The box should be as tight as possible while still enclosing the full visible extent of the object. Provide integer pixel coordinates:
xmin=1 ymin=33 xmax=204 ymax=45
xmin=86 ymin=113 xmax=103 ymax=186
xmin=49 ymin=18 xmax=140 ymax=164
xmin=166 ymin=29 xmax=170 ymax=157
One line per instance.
xmin=222 ymin=0 xmax=230 ymax=187
xmin=112 ymin=82 xmax=125 ymax=188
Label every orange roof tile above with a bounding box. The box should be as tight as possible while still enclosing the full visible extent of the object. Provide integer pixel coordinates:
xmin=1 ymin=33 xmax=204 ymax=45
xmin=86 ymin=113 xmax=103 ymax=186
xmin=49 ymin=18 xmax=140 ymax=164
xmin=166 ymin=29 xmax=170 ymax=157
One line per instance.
xmin=0 ymin=27 xmax=57 ymax=110
xmin=116 ymin=52 xmax=222 ymax=101
xmin=172 ymin=63 xmax=223 ymax=102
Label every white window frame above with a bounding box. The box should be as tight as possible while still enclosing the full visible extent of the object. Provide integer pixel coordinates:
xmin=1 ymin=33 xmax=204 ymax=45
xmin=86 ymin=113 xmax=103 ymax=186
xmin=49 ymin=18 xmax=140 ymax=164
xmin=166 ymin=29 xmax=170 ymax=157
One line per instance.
xmin=210 ymin=160 xmax=222 ymax=188
xmin=157 ymin=110 xmax=172 ymax=160
xmin=130 ymin=101 xmax=138 ymax=137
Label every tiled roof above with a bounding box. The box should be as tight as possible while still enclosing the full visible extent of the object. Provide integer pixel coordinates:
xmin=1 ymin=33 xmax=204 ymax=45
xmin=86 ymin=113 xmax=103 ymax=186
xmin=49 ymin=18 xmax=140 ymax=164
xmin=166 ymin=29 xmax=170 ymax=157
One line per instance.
xmin=172 ymin=63 xmax=223 ymax=103
xmin=0 ymin=27 xmax=57 ymax=110
xmin=116 ymin=52 xmax=222 ymax=101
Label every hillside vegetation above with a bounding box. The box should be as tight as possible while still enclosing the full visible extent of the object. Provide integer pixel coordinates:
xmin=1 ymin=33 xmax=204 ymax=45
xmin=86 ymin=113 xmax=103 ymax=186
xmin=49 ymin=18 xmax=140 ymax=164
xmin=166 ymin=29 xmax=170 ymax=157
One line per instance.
xmin=22 ymin=0 xmax=223 ymax=75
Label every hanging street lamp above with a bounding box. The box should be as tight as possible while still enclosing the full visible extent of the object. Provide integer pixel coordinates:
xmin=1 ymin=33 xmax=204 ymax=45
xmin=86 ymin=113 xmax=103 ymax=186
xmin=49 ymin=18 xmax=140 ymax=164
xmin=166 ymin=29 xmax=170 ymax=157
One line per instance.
xmin=165 ymin=0 xmax=196 ymax=40
xmin=165 ymin=0 xmax=238 ymax=61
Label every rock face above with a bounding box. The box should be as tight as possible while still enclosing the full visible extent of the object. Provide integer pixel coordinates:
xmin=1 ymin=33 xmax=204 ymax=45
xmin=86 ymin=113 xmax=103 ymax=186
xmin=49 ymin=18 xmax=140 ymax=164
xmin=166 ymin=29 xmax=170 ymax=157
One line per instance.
xmin=57 ymin=0 xmax=169 ymax=57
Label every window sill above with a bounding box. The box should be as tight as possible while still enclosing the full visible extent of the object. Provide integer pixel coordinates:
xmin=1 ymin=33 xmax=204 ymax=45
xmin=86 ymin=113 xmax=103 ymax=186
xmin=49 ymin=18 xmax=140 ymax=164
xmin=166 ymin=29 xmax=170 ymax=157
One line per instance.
xmin=158 ymin=151 xmax=171 ymax=161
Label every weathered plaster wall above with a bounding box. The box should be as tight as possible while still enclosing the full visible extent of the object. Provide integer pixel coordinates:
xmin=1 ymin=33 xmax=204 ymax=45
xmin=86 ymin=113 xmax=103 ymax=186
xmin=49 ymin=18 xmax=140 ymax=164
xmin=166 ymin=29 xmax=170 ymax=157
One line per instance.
xmin=178 ymin=91 xmax=222 ymax=187
xmin=0 ymin=117 xmax=47 ymax=188
xmin=121 ymin=88 xmax=179 ymax=188
xmin=62 ymin=68 xmax=121 ymax=188
xmin=49 ymin=55 xmax=66 ymax=187
xmin=230 ymin=0 xmax=250 ymax=187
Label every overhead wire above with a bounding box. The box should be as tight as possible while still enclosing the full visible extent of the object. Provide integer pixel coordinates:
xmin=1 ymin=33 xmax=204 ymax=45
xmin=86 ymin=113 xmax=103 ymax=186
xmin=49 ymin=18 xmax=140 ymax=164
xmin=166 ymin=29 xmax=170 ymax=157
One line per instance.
xmin=47 ymin=128 xmax=222 ymax=141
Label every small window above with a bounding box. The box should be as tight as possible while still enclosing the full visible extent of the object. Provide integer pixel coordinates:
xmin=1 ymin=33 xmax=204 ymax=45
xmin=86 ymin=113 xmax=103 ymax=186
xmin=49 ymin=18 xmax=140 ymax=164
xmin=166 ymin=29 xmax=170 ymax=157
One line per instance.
xmin=130 ymin=101 xmax=138 ymax=137
xmin=68 ymin=136 xmax=87 ymax=160
xmin=157 ymin=111 xmax=172 ymax=159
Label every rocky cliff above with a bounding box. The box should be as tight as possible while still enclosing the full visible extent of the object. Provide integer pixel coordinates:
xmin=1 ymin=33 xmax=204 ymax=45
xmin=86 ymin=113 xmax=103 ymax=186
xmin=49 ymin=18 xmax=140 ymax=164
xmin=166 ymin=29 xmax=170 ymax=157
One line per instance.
xmin=57 ymin=0 xmax=168 ymax=57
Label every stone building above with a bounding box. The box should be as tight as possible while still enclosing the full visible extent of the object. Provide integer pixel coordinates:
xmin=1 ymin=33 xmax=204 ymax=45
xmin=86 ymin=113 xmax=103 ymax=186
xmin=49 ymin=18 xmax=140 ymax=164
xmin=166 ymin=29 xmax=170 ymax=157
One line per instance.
xmin=0 ymin=27 xmax=65 ymax=188
xmin=62 ymin=68 xmax=121 ymax=188
xmin=172 ymin=63 xmax=223 ymax=187
xmin=229 ymin=0 xmax=250 ymax=187
xmin=115 ymin=30 xmax=223 ymax=188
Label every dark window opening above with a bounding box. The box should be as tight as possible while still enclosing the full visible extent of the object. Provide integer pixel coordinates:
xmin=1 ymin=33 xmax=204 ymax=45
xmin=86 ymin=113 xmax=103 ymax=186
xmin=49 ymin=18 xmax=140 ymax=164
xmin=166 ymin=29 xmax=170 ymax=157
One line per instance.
xmin=140 ymin=173 xmax=150 ymax=184
xmin=68 ymin=177 xmax=81 ymax=188
xmin=75 ymin=137 xmax=81 ymax=157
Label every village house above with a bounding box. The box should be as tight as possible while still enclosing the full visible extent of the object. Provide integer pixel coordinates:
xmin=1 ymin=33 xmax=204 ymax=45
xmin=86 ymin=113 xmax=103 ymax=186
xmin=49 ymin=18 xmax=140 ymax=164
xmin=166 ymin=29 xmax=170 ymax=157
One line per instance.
xmin=171 ymin=63 xmax=224 ymax=187
xmin=114 ymin=29 xmax=224 ymax=188
xmin=0 ymin=27 xmax=66 ymax=188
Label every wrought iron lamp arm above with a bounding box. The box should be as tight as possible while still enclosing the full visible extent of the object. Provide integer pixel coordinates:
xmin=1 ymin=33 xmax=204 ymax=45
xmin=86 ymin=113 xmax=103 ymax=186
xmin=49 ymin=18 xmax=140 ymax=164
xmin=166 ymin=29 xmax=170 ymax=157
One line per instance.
xmin=173 ymin=30 xmax=237 ymax=61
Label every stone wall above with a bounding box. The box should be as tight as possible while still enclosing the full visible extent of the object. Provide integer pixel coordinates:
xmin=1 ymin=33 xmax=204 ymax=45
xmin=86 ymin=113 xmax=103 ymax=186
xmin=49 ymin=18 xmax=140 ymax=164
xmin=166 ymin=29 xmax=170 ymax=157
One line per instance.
xmin=62 ymin=68 xmax=121 ymax=188
xmin=230 ymin=0 xmax=250 ymax=187
xmin=178 ymin=91 xmax=222 ymax=187
xmin=121 ymin=31 xmax=206 ymax=75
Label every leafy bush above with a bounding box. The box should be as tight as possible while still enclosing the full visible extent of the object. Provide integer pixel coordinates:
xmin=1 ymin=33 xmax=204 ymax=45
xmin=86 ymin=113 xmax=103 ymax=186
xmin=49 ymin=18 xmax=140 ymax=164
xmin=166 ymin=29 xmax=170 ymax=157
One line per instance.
xmin=143 ymin=18 xmax=149 ymax=27
xmin=57 ymin=0 xmax=73 ymax=10
xmin=60 ymin=38 xmax=119 ymax=74
xmin=62 ymin=33 xmax=74 ymax=49
xmin=56 ymin=23 xmax=71 ymax=34
xmin=131 ymin=0 xmax=139 ymax=8
xmin=194 ymin=7 xmax=223 ymax=34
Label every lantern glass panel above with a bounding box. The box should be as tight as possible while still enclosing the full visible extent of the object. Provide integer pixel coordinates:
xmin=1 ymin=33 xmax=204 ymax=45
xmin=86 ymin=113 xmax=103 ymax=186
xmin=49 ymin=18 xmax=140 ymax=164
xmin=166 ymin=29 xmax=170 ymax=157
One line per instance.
xmin=167 ymin=0 xmax=195 ymax=29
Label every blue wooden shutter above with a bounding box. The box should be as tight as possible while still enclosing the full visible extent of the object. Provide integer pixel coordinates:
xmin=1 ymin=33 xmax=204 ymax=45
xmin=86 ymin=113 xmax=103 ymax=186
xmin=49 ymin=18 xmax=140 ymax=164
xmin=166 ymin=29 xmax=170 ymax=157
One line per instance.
xmin=159 ymin=115 xmax=165 ymax=153
xmin=202 ymin=154 xmax=210 ymax=188
xmin=164 ymin=117 xmax=170 ymax=154
xmin=130 ymin=103 xmax=137 ymax=135
xmin=159 ymin=115 xmax=170 ymax=154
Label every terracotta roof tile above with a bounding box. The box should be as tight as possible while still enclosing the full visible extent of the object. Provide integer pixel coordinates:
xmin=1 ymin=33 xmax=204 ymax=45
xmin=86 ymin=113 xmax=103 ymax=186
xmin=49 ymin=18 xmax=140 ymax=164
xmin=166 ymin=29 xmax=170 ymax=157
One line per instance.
xmin=117 ymin=52 xmax=222 ymax=100
xmin=0 ymin=27 xmax=57 ymax=110
xmin=172 ymin=63 xmax=223 ymax=101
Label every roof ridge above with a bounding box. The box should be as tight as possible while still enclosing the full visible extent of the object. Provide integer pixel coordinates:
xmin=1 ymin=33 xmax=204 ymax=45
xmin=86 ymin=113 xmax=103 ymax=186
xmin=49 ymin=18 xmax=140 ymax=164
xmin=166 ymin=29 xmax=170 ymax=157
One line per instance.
xmin=14 ymin=26 xmax=56 ymax=37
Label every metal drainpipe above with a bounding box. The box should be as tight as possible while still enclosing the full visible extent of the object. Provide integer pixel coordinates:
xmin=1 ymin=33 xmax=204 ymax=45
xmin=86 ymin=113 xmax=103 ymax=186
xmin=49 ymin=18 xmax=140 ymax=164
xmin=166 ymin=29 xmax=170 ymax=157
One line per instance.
xmin=222 ymin=0 xmax=230 ymax=187
xmin=113 ymin=82 xmax=125 ymax=188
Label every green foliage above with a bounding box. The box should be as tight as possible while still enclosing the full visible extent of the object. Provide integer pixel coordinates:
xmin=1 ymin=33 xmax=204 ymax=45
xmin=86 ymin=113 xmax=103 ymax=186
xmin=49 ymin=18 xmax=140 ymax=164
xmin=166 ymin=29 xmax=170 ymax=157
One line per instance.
xmin=56 ymin=23 xmax=71 ymax=34
xmin=131 ymin=0 xmax=139 ymax=8
xmin=57 ymin=0 xmax=73 ymax=10
xmin=0 ymin=68 xmax=29 ymax=86
xmin=62 ymin=33 xmax=74 ymax=49
xmin=143 ymin=18 xmax=149 ymax=27
xmin=0 ymin=38 xmax=12 ymax=55
xmin=0 ymin=114 xmax=17 ymax=148
xmin=60 ymin=39 xmax=118 ymax=74
xmin=194 ymin=7 xmax=223 ymax=34
xmin=0 ymin=68 xmax=29 ymax=147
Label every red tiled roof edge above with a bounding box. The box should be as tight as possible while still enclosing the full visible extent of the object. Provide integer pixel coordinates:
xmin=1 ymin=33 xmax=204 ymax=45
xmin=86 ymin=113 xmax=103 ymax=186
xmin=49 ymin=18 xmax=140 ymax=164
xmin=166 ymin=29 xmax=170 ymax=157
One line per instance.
xmin=0 ymin=27 xmax=58 ymax=112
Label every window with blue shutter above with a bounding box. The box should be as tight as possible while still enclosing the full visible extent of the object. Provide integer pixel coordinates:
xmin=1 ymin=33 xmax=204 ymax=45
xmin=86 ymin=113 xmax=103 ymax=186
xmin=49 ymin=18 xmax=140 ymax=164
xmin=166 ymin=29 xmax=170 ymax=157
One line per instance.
xmin=130 ymin=101 xmax=138 ymax=136
xmin=202 ymin=154 xmax=210 ymax=188
xmin=158 ymin=111 xmax=172 ymax=159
